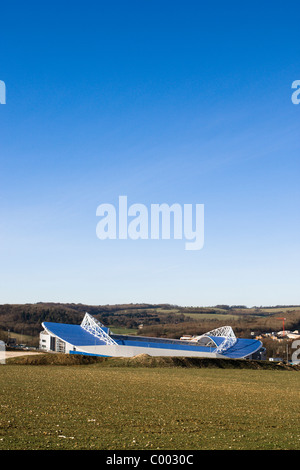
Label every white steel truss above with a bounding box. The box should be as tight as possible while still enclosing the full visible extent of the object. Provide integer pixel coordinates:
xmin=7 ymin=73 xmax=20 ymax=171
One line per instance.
xmin=81 ymin=313 xmax=117 ymax=346
xmin=205 ymin=326 xmax=237 ymax=354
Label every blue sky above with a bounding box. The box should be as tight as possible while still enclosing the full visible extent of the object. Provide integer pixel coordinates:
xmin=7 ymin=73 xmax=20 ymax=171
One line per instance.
xmin=0 ymin=1 xmax=299 ymax=306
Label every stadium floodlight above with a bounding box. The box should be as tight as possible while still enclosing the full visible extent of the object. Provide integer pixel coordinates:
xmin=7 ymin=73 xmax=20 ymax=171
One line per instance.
xmin=205 ymin=326 xmax=237 ymax=354
xmin=81 ymin=313 xmax=117 ymax=346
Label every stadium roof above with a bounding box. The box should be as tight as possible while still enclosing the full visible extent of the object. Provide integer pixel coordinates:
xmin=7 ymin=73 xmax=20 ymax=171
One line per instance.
xmin=42 ymin=313 xmax=262 ymax=359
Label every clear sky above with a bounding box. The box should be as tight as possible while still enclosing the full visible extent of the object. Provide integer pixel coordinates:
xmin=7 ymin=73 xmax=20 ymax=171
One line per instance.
xmin=0 ymin=1 xmax=299 ymax=307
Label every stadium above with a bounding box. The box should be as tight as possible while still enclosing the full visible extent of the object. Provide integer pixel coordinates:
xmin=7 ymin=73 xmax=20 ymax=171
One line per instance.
xmin=39 ymin=312 xmax=266 ymax=360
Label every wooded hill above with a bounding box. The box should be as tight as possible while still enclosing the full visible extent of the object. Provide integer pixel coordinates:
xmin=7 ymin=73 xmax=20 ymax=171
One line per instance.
xmin=0 ymin=302 xmax=300 ymax=347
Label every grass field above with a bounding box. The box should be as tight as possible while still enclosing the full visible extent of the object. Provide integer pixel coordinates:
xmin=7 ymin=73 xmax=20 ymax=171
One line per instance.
xmin=0 ymin=359 xmax=299 ymax=450
xmin=181 ymin=313 xmax=240 ymax=321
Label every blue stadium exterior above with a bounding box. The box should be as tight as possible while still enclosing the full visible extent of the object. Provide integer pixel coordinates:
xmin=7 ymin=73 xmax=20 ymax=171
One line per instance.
xmin=40 ymin=313 xmax=266 ymax=360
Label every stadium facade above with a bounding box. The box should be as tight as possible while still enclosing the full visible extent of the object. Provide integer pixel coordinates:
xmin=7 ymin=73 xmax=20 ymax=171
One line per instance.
xmin=39 ymin=313 xmax=266 ymax=360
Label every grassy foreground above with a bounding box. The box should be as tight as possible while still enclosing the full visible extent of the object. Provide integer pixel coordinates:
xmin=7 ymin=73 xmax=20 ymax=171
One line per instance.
xmin=0 ymin=357 xmax=299 ymax=450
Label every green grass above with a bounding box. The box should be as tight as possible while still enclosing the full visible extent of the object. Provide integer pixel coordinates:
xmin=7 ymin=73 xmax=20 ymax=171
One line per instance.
xmin=108 ymin=326 xmax=138 ymax=335
xmin=182 ymin=313 xmax=240 ymax=321
xmin=0 ymin=362 xmax=299 ymax=450
xmin=0 ymin=329 xmax=36 ymax=346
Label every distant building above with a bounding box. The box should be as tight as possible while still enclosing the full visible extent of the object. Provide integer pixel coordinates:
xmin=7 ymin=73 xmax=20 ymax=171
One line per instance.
xmin=6 ymin=337 xmax=16 ymax=347
xmin=286 ymin=331 xmax=300 ymax=340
